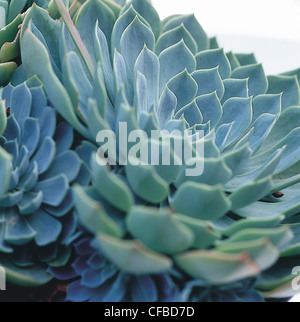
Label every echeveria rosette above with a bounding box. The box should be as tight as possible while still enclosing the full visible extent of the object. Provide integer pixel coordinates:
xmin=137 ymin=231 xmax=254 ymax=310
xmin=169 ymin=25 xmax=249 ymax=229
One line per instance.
xmin=0 ymin=0 xmax=54 ymax=85
xmin=0 ymin=82 xmax=85 ymax=287
xmin=0 ymin=0 xmax=88 ymax=86
xmin=51 ymin=231 xmax=183 ymax=302
xmin=19 ymin=0 xmax=300 ymax=301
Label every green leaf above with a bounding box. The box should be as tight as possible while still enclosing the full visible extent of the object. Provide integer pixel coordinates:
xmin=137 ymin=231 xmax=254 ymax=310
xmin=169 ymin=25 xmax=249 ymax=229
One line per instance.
xmin=229 ymin=176 xmax=273 ymax=210
xmin=0 ymin=100 xmax=7 ymax=137
xmin=156 ymin=24 xmax=198 ymax=55
xmin=124 ymin=0 xmax=161 ymax=39
xmin=219 ymin=226 xmax=293 ymax=249
xmin=170 ymin=182 xmax=231 ymax=221
xmin=195 ymin=91 xmax=222 ymax=128
xmin=222 ymin=78 xmax=249 ymax=103
xmin=94 ymin=233 xmax=172 ymax=274
xmin=0 ymin=147 xmax=11 ymax=196
xmin=134 ymin=45 xmax=159 ymax=110
xmin=168 ymin=69 xmax=198 ymax=113
xmin=111 ymin=5 xmax=150 ymax=52
xmin=0 ymin=61 xmax=17 ymax=85
xmin=192 ymin=67 xmax=225 ymax=99
xmin=231 ymin=64 xmax=268 ymax=96
xmin=175 ymin=157 xmax=232 ymax=187
xmin=91 ymin=156 xmax=133 ymax=212
xmin=196 ymin=48 xmax=231 ymax=79
xmin=0 ymin=13 xmax=23 ymax=48
xmin=75 ymin=0 xmax=116 ymax=62
xmin=226 ymin=51 xmax=240 ymax=70
xmin=175 ymin=250 xmax=261 ymax=285
xmin=125 ymin=161 xmax=169 ymax=204
xmin=267 ymin=75 xmax=300 ymax=110
xmin=252 ymin=94 xmax=282 ymax=121
xmin=222 ymin=215 xmax=284 ymax=237
xmin=218 ymin=97 xmax=252 ymax=146
xmin=120 ymin=15 xmax=155 ymax=93
xmin=127 ymin=206 xmax=194 ymax=254
xmin=21 ymin=4 xmax=61 ymax=70
xmin=235 ymin=53 xmax=257 ymax=66
xmin=0 ymin=258 xmax=53 ymax=287
xmin=162 ymin=14 xmax=209 ymax=52
xmin=175 ymin=214 xmax=221 ymax=248
xmin=73 ymin=185 xmax=123 ymax=238
xmin=21 ymin=28 xmax=92 ymax=139
xmin=159 ymin=40 xmax=196 ymax=94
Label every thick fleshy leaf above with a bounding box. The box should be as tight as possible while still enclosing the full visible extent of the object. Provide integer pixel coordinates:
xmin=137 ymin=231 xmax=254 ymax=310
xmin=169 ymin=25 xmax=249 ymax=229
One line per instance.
xmin=120 ymin=16 xmax=155 ymax=87
xmin=219 ymin=226 xmax=293 ymax=250
xmin=123 ymin=0 xmax=161 ymax=39
xmin=195 ymin=92 xmax=222 ymax=128
xmin=4 ymin=207 xmax=36 ymax=245
xmin=127 ymin=206 xmax=194 ymax=254
xmin=94 ymin=233 xmax=172 ymax=274
xmin=170 ymin=182 xmax=231 ymax=221
xmin=162 ymin=14 xmax=209 ymax=52
xmin=0 ymin=148 xmax=11 ymax=196
xmin=192 ymin=67 xmax=224 ymax=99
xmin=235 ymin=53 xmax=257 ymax=66
xmin=196 ymin=48 xmax=231 ymax=79
xmin=218 ymin=97 xmax=252 ymax=146
xmin=0 ymin=100 xmax=7 ymax=137
xmin=42 ymin=151 xmax=81 ymax=183
xmin=21 ymin=27 xmax=91 ymax=139
xmin=10 ymin=83 xmax=32 ymax=126
xmin=175 ymin=250 xmax=262 ymax=285
xmin=168 ymin=69 xmax=198 ymax=113
xmin=27 ymin=210 xmax=62 ymax=246
xmin=111 ymin=5 xmax=149 ymax=52
xmin=75 ymin=0 xmax=116 ymax=63
xmin=1 ymin=258 xmax=53 ymax=287
xmin=156 ymin=24 xmax=197 ymax=55
xmin=159 ymin=40 xmax=196 ymax=94
xmin=33 ymin=174 xmax=68 ymax=207
xmin=0 ymin=62 xmax=17 ymax=85
xmin=222 ymin=78 xmax=249 ymax=103
xmin=125 ymin=162 xmax=169 ymax=204
xmin=135 ymin=46 xmax=159 ymax=110
xmin=91 ymin=156 xmax=133 ymax=212
xmin=73 ymin=185 xmax=123 ymax=237
xmin=267 ymin=75 xmax=300 ymax=110
xmin=252 ymin=94 xmax=282 ymax=121
xmin=157 ymin=86 xmax=177 ymax=128
xmin=231 ymin=64 xmax=268 ymax=96
xmin=176 ymin=214 xmax=221 ymax=248
xmin=32 ymin=137 xmax=56 ymax=174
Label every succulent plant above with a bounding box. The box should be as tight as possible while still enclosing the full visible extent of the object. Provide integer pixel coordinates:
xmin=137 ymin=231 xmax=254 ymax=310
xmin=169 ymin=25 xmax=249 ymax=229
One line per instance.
xmin=0 ymin=81 xmax=90 ymax=287
xmin=0 ymin=1 xmax=54 ymax=85
xmin=0 ymin=0 xmax=87 ymax=86
xmin=0 ymin=0 xmax=299 ymax=302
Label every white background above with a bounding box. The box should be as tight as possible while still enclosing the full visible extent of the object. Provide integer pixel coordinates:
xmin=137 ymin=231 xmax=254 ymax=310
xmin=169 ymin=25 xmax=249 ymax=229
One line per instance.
xmin=152 ymin=0 xmax=300 ymax=74
xmin=152 ymin=0 xmax=300 ymax=302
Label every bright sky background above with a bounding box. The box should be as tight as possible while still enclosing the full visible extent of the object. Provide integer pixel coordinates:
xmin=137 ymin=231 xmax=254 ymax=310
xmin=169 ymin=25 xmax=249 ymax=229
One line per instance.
xmin=152 ymin=0 xmax=300 ymax=302
xmin=152 ymin=0 xmax=300 ymax=74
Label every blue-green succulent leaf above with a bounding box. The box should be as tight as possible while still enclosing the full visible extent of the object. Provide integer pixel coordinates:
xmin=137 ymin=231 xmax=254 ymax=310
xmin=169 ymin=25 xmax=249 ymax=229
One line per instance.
xmin=127 ymin=206 xmax=194 ymax=254
xmin=231 ymin=64 xmax=268 ymax=97
xmin=267 ymin=75 xmax=300 ymax=110
xmin=196 ymin=48 xmax=231 ymax=79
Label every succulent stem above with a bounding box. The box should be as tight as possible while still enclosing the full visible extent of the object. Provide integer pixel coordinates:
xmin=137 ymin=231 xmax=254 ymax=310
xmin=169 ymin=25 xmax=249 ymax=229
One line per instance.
xmin=53 ymin=0 xmax=95 ymax=77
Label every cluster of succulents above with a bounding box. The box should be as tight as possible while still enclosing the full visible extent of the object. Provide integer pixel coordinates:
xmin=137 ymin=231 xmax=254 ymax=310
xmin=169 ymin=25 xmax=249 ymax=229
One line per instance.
xmin=1 ymin=0 xmax=300 ymax=302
